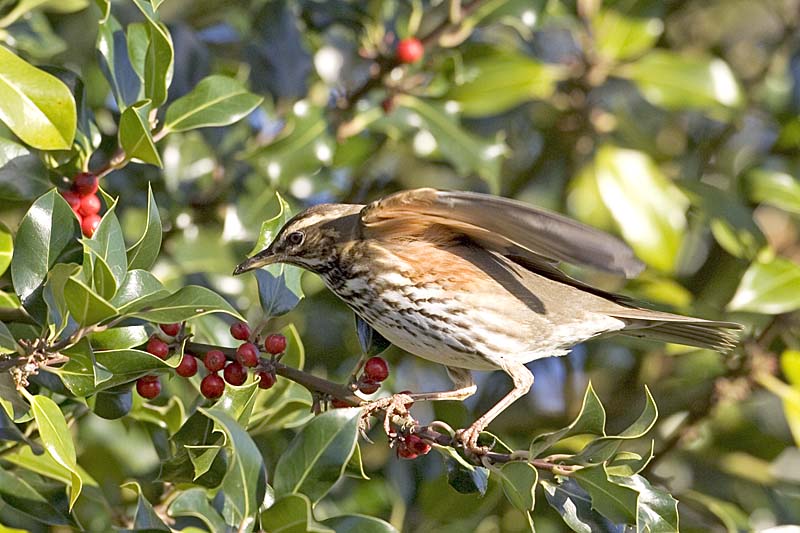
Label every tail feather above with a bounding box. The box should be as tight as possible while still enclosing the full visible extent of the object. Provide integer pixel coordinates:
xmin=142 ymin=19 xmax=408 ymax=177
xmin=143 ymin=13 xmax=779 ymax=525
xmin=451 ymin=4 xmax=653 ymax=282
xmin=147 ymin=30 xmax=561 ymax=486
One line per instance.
xmin=608 ymin=308 xmax=742 ymax=352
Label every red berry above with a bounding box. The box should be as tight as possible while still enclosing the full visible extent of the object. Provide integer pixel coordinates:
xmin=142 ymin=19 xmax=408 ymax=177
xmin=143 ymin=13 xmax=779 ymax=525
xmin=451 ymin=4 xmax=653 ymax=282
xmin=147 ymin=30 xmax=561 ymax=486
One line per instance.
xmin=363 ymin=356 xmax=389 ymax=382
xmin=406 ymin=434 xmax=431 ymax=455
xmin=146 ymin=336 xmax=170 ymax=359
xmin=61 ymin=190 xmax=81 ymax=211
xmin=223 ymin=361 xmax=248 ymax=386
xmin=136 ymin=377 xmax=161 ymax=399
xmin=236 ymin=342 xmax=259 ymax=367
xmin=396 ymin=37 xmax=424 ymax=64
xmin=72 ymin=172 xmax=98 ymax=197
xmin=257 ymin=371 xmax=276 ymax=389
xmin=359 ymin=380 xmax=380 ymax=395
xmin=204 ymin=350 xmax=226 ymax=372
xmin=81 ymin=214 xmax=101 ymax=237
xmin=175 ymin=354 xmax=198 ymax=377
xmin=200 ymin=373 xmax=225 ymax=399
xmin=264 ymin=334 xmax=287 ymax=355
xmin=331 ymin=398 xmax=351 ymax=408
xmin=160 ymin=323 xmax=181 ymax=337
xmin=381 ymin=97 xmax=395 ymax=114
xmin=397 ymin=446 xmax=418 ymax=460
xmin=78 ymin=194 xmax=101 ymax=217
xmin=230 ymin=322 xmax=251 ymax=341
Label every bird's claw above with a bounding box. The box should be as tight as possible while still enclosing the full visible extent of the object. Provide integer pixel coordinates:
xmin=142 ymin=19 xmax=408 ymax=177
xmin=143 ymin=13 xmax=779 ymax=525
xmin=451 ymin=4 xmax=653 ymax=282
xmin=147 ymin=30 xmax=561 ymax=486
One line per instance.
xmin=359 ymin=393 xmax=416 ymax=437
xmin=455 ymin=426 xmax=490 ymax=457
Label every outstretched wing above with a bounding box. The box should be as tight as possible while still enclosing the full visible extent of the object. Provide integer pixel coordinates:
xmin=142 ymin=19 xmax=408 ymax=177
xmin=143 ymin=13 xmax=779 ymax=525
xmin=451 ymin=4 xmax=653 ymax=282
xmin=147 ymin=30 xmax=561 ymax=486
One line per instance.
xmin=360 ymin=188 xmax=644 ymax=278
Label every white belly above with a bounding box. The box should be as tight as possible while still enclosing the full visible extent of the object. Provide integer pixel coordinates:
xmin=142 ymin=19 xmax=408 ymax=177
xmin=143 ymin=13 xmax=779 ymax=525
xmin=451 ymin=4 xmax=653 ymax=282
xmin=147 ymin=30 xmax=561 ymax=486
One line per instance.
xmin=322 ymin=261 xmax=626 ymax=371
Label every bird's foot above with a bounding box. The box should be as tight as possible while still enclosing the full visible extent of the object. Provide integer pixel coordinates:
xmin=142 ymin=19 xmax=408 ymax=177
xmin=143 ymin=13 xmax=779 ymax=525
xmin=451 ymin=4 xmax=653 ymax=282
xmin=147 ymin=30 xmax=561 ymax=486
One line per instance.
xmin=455 ymin=426 xmax=490 ymax=457
xmin=359 ymin=392 xmax=416 ymax=437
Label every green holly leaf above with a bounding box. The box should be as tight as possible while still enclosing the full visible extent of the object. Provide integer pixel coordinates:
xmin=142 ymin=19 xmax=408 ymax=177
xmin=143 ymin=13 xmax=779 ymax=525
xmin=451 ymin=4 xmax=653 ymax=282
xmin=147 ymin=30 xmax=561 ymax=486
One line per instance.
xmin=729 ymin=256 xmax=800 ymax=314
xmin=274 ymin=408 xmax=360 ymax=503
xmin=0 ymin=46 xmax=76 ymax=150
xmin=64 ymin=276 xmax=118 ymax=326
xmin=118 ymin=99 xmax=162 ymax=166
xmin=125 ymin=285 xmax=242 ymax=322
xmin=163 ymin=75 xmax=263 ymax=133
xmin=126 ymin=184 xmax=162 ymax=270
xmin=529 ymin=382 xmax=606 ymax=458
xmin=27 ymin=394 xmax=83 ymax=509
xmin=10 ymin=190 xmax=79 ymax=319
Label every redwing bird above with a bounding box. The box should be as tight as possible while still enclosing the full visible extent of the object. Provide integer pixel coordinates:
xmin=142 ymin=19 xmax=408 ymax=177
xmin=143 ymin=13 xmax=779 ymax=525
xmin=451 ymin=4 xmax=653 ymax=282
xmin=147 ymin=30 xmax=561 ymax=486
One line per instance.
xmin=234 ymin=188 xmax=740 ymax=452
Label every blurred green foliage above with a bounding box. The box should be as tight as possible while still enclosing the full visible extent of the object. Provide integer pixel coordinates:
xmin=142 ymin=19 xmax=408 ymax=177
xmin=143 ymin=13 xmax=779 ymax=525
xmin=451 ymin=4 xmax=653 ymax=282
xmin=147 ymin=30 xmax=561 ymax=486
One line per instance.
xmin=1 ymin=0 xmax=800 ymax=531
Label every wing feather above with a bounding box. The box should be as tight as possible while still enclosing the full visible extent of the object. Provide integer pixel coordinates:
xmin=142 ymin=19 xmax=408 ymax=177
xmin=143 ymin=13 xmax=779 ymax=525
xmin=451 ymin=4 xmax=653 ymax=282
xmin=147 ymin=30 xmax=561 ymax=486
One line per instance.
xmin=360 ymin=188 xmax=644 ymax=277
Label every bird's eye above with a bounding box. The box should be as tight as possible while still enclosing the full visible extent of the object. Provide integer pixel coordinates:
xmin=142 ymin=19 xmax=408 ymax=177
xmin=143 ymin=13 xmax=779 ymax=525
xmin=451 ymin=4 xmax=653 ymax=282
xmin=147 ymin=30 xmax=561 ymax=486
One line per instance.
xmin=287 ymin=231 xmax=304 ymax=246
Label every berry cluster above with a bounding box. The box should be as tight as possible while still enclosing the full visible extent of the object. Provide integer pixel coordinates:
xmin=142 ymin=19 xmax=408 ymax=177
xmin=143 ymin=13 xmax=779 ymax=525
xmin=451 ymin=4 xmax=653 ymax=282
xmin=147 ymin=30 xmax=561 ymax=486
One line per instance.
xmin=135 ymin=323 xmax=195 ymax=399
xmin=60 ymin=172 xmax=102 ymax=237
xmin=356 ymin=356 xmax=389 ymax=395
xmin=395 ymin=434 xmax=431 ymax=460
xmin=134 ymin=321 xmax=287 ymax=401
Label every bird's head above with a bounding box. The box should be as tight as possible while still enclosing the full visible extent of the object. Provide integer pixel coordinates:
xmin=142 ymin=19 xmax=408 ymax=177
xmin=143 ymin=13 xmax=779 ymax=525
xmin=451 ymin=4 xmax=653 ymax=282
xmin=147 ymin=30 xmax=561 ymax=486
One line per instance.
xmin=233 ymin=203 xmax=362 ymax=276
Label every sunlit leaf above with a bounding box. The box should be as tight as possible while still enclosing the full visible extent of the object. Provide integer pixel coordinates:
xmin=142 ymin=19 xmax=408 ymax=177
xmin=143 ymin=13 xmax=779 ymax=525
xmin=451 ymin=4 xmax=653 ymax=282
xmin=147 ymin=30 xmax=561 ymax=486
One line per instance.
xmin=619 ymin=51 xmax=742 ymax=112
xmin=64 ymin=276 xmax=118 ymax=326
xmin=593 ymin=9 xmax=662 ymax=61
xmin=445 ymin=51 xmax=563 ymax=117
xmin=111 ymin=269 xmax=168 ymax=312
xmin=10 ymin=190 xmax=79 ymax=318
xmin=126 ymin=184 xmax=162 ymax=270
xmin=27 ymin=394 xmax=83 ymax=508
xmin=0 ymin=222 xmax=12 ymax=277
xmin=0 ymin=47 xmax=76 ymax=149
xmin=745 ymin=168 xmax=800 ymax=216
xmin=728 ymin=256 xmax=800 ymax=314
xmin=164 ymin=75 xmax=262 ymax=133
xmin=118 ymin=99 xmax=162 ymax=166
xmin=127 ymin=285 xmax=243 ymax=323
xmin=584 ymin=145 xmax=689 ymax=272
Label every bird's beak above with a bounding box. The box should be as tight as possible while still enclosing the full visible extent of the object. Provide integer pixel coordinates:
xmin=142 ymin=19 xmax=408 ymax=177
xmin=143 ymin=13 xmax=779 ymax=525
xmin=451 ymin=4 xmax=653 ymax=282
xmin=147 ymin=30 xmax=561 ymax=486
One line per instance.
xmin=233 ymin=247 xmax=279 ymax=275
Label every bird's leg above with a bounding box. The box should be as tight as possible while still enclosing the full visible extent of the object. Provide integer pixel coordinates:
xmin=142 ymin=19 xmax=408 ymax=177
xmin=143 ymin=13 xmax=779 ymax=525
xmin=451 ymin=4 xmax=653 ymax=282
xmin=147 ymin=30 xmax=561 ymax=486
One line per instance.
xmin=360 ymin=367 xmax=476 ymax=436
xmin=457 ymin=362 xmax=533 ymax=455
xmin=405 ymin=366 xmax=476 ymax=402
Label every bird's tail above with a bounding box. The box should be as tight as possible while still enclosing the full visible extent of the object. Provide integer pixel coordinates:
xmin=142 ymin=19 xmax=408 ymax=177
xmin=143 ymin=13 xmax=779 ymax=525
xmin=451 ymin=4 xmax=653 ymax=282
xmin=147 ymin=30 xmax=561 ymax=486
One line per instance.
xmin=609 ymin=308 xmax=742 ymax=352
